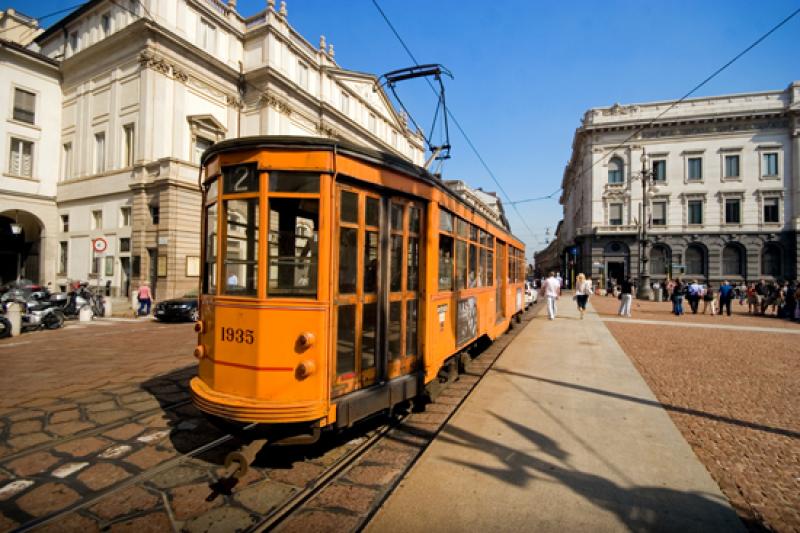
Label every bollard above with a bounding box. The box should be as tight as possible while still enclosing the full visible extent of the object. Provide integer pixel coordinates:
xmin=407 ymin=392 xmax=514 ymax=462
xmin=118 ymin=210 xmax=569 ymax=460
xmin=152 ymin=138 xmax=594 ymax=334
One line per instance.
xmin=103 ymin=298 xmax=112 ymax=317
xmin=6 ymin=302 xmax=22 ymax=337
xmin=79 ymin=304 xmax=93 ymax=322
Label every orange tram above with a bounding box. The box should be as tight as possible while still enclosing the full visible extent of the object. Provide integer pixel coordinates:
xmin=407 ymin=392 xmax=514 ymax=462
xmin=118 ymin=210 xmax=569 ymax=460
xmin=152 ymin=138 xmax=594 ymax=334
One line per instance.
xmin=190 ymin=136 xmax=527 ymax=444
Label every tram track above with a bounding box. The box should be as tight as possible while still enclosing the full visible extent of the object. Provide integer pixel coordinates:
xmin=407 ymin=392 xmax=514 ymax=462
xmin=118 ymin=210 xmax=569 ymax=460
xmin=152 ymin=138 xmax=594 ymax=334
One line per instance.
xmin=0 ymin=397 xmax=193 ymax=465
xmin=4 ymin=304 xmax=541 ymax=532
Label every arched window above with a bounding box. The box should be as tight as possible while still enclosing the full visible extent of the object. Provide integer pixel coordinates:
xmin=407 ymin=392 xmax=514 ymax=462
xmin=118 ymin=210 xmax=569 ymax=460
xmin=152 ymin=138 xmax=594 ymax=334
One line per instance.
xmin=649 ymin=245 xmax=670 ymax=276
xmin=762 ymin=244 xmax=782 ymax=277
xmin=685 ymin=245 xmax=705 ymax=276
xmin=722 ymin=245 xmax=744 ymax=276
xmin=608 ymin=157 xmax=624 ymax=184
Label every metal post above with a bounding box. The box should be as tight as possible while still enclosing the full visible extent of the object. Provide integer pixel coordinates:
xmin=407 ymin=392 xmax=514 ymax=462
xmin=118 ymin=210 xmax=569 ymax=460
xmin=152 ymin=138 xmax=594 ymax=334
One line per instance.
xmin=637 ymin=149 xmax=653 ymax=300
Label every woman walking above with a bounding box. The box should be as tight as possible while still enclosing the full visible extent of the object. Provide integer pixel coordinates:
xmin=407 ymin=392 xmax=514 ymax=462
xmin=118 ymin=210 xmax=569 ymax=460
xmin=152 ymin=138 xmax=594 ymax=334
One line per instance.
xmin=702 ymin=282 xmax=716 ymax=315
xmin=574 ymin=273 xmax=592 ymax=320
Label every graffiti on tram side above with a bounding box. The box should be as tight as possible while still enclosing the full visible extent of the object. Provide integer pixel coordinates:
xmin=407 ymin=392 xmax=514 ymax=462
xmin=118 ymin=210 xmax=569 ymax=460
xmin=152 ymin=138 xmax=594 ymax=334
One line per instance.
xmin=457 ymin=297 xmax=477 ymax=346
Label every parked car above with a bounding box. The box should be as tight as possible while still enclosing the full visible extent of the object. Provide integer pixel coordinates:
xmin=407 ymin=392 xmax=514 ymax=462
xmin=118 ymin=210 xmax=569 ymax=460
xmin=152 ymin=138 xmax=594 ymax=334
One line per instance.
xmin=154 ymin=293 xmax=199 ymax=322
xmin=524 ymin=281 xmax=537 ymax=307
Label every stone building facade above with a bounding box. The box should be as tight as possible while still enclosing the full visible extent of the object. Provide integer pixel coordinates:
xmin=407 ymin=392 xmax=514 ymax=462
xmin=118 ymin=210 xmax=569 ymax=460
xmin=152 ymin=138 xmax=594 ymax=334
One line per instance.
xmin=2 ymin=0 xmax=424 ymax=300
xmin=559 ymin=82 xmax=800 ymax=288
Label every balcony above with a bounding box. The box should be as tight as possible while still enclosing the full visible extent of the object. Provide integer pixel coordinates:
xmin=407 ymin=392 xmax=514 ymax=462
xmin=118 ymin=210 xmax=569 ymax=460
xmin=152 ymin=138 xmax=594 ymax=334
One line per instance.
xmin=596 ymin=224 xmax=638 ymax=234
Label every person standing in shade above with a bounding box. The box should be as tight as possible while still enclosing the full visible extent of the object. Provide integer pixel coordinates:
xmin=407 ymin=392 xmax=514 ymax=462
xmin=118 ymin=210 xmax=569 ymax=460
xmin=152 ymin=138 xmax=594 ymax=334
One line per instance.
xmin=136 ymin=281 xmax=153 ymax=317
xmin=718 ymin=280 xmax=735 ymax=317
xmin=574 ymin=273 xmax=592 ymax=320
xmin=541 ymin=271 xmax=561 ymax=320
xmin=617 ymin=276 xmax=633 ymax=317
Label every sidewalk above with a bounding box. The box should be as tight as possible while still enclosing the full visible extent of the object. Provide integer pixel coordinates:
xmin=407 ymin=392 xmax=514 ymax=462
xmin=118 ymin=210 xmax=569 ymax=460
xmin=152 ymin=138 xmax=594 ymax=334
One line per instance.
xmin=365 ymin=299 xmax=745 ymax=532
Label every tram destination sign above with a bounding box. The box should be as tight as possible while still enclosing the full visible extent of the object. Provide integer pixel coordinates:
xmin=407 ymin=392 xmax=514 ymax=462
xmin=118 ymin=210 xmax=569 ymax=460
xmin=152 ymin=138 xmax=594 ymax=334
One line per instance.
xmin=223 ymin=162 xmax=259 ymax=194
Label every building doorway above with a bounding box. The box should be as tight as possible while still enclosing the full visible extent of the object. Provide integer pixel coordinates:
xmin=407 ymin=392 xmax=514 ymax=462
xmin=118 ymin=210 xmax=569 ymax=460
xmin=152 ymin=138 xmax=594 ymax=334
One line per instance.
xmin=603 ymin=241 xmax=629 ymax=288
xmin=120 ymin=257 xmax=131 ymax=297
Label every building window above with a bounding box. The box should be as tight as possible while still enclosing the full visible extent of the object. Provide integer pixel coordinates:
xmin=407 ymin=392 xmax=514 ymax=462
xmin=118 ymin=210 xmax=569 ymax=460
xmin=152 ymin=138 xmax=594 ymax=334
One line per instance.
xmin=62 ymin=142 xmax=73 ymax=180
xmin=651 ymin=201 xmax=666 ymax=226
xmin=722 ymin=245 xmax=744 ymax=276
xmin=61 ymin=214 xmax=69 ymax=232
xmin=609 ymin=203 xmax=623 ymax=226
xmin=608 ymin=157 xmax=623 ymax=184
xmin=123 ymin=123 xmax=135 ymax=167
xmin=341 ymin=92 xmax=350 ymax=114
xmin=688 ymin=200 xmax=703 ymax=225
xmin=9 ymin=138 xmax=33 ymax=177
xmin=194 ymin=136 xmax=213 ymax=163
xmin=120 ymin=237 xmax=131 ymax=252
xmin=724 ymin=198 xmax=741 ymax=224
xmin=687 ymin=157 xmax=702 ymax=181
xmin=120 ymin=206 xmax=131 ymax=227
xmin=652 ymin=160 xmax=666 ymax=182
xmin=94 ymin=132 xmax=106 ymax=173
xmin=69 ymin=31 xmax=78 ymax=53
xmin=763 ymin=197 xmax=779 ymax=223
xmin=686 ymin=245 xmax=705 ymax=276
xmin=150 ymin=205 xmax=160 ymax=225
xmin=198 ymin=18 xmax=216 ymax=52
xmin=762 ymin=153 xmax=778 ymax=177
xmin=101 ymin=13 xmax=111 ymax=36
xmin=104 ymin=256 xmax=114 ymax=276
xmin=13 ymin=88 xmax=36 ymax=124
xmin=92 ymin=210 xmax=103 ymax=230
xmin=761 ymin=245 xmax=781 ymax=277
xmin=724 ymin=155 xmax=740 ymax=179
xmin=297 ymin=61 xmax=308 ymax=89
xmin=58 ymin=241 xmax=68 ymax=275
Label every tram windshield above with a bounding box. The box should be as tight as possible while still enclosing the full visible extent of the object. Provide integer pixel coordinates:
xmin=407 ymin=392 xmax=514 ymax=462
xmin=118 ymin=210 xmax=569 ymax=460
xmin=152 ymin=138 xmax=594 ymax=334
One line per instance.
xmin=202 ymin=170 xmax=320 ymax=299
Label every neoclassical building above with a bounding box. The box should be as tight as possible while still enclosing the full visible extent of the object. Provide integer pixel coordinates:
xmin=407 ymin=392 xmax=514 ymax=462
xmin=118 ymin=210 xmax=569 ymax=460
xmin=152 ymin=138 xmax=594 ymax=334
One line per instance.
xmin=1 ymin=0 xmax=424 ymax=299
xmin=559 ymin=82 xmax=800 ymax=287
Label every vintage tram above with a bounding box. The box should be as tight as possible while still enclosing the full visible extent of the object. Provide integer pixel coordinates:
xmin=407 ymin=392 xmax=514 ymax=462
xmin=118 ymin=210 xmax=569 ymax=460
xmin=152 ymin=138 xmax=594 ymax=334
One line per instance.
xmin=190 ymin=136 xmax=527 ymax=443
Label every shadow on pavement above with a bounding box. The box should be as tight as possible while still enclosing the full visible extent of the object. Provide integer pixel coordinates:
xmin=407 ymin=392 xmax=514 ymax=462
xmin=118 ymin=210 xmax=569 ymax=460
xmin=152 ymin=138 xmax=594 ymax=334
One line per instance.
xmin=438 ymin=413 xmax=745 ymax=532
xmin=491 ymin=368 xmax=800 ymax=440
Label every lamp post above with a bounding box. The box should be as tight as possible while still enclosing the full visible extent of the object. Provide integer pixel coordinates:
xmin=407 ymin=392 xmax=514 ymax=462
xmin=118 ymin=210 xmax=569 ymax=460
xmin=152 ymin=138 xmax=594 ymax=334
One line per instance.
xmin=637 ymin=150 xmax=655 ymax=300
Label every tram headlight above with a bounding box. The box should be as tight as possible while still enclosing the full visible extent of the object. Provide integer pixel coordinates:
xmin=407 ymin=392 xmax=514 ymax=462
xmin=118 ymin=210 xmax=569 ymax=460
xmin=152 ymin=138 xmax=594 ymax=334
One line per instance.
xmin=193 ymin=345 xmax=206 ymax=360
xmin=296 ymin=360 xmax=316 ymax=379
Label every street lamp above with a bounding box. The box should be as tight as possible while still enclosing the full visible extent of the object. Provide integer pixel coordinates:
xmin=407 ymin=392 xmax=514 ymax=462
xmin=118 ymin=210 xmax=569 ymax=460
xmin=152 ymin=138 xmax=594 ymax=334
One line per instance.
xmin=636 ymin=149 xmax=657 ymax=300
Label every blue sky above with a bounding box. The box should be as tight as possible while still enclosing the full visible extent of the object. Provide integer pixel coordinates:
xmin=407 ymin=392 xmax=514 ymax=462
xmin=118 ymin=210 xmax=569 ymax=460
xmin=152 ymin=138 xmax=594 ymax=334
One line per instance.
xmin=8 ymin=0 xmax=800 ymax=254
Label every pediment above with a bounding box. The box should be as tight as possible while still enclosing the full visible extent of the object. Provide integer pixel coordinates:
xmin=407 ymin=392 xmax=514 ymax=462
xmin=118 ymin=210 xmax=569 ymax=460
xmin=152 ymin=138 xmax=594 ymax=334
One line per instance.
xmin=328 ymin=68 xmax=409 ymax=130
xmin=187 ymin=114 xmax=227 ymax=134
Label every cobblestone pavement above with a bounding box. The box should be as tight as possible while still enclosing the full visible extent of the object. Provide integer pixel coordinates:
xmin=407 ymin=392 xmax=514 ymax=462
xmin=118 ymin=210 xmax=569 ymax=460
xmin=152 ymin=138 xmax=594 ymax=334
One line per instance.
xmin=591 ymin=296 xmax=800 ymax=533
xmin=0 ymin=306 xmax=540 ymax=532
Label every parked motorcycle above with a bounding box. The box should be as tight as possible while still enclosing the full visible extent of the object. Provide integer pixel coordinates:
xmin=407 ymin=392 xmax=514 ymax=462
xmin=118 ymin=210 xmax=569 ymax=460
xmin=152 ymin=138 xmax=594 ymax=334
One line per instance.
xmin=52 ymin=281 xmax=105 ymax=319
xmin=0 ymin=287 xmax=65 ymax=332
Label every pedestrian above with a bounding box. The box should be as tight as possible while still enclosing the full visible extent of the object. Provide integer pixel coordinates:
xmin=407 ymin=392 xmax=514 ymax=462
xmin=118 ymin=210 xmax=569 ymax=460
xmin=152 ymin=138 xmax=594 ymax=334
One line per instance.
xmin=136 ymin=281 xmax=153 ymax=316
xmin=755 ymin=279 xmax=767 ymax=314
xmin=687 ymin=279 xmax=702 ymax=314
xmin=672 ymin=279 xmax=685 ymax=316
xmin=574 ymin=273 xmax=592 ymax=320
xmin=702 ymin=283 xmax=715 ymax=315
xmin=541 ymin=271 xmax=561 ymax=320
xmin=747 ymin=282 xmax=757 ymax=314
xmin=617 ymin=276 xmax=633 ymax=317
xmin=718 ymin=280 xmax=735 ymax=317
xmin=737 ymin=282 xmax=747 ymax=306
xmin=606 ymin=277 xmax=614 ymax=297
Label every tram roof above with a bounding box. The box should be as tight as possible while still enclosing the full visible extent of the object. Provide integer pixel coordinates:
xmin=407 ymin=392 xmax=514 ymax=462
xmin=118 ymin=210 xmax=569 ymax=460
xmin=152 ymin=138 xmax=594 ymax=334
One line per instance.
xmin=201 ymin=136 xmax=524 ymax=245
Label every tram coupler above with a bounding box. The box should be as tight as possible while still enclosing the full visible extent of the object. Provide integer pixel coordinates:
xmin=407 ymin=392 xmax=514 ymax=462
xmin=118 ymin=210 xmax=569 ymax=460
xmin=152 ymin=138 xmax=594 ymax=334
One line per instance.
xmin=223 ymin=438 xmax=268 ymax=479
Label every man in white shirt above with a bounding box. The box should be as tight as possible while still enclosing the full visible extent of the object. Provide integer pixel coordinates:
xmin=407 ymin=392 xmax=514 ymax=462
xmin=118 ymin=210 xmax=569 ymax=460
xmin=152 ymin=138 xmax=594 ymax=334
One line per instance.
xmin=541 ymin=272 xmax=561 ymax=320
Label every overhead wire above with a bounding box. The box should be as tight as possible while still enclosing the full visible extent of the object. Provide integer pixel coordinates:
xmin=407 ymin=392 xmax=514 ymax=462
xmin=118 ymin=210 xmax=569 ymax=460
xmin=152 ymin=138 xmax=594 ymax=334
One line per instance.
xmin=0 ymin=3 xmax=86 ymax=36
xmin=371 ymin=0 xmax=539 ymax=247
xmin=373 ymin=0 xmax=800 ymax=253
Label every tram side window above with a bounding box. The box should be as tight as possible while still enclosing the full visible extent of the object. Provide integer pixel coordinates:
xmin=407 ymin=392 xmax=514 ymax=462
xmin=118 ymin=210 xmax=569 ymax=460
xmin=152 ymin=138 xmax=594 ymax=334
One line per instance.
xmin=268 ymin=198 xmax=319 ymax=298
xmin=456 ymin=239 xmax=467 ymax=290
xmin=222 ymin=198 xmax=258 ymax=296
xmin=438 ymin=234 xmax=454 ymax=291
xmin=204 ymin=202 xmax=217 ymax=295
xmin=468 ymin=243 xmax=478 ymax=288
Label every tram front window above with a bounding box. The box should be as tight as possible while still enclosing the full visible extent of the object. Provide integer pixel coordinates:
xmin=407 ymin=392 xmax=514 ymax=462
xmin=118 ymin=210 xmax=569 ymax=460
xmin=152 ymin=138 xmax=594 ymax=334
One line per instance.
xmin=222 ymin=198 xmax=259 ymax=296
xmin=268 ymin=198 xmax=319 ymax=298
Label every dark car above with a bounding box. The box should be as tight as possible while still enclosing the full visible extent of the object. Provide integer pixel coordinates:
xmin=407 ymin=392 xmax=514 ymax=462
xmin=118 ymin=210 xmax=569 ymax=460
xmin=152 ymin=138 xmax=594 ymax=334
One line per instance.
xmin=154 ymin=294 xmax=199 ymax=322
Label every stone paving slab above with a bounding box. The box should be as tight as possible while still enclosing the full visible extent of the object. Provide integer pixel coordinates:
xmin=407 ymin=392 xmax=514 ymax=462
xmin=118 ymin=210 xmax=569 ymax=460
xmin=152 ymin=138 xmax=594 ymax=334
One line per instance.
xmin=366 ymin=299 xmax=745 ymax=532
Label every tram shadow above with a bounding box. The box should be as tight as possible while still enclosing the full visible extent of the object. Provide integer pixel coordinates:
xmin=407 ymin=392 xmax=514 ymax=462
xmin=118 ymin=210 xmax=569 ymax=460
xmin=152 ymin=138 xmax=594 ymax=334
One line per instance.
xmin=138 ymin=365 xmax=405 ymax=486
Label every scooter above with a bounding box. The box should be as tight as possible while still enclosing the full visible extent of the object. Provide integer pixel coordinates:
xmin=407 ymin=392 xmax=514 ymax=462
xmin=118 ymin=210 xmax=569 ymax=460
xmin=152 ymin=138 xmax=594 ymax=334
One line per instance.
xmin=51 ymin=282 xmax=105 ymax=319
xmin=0 ymin=290 xmax=65 ymax=332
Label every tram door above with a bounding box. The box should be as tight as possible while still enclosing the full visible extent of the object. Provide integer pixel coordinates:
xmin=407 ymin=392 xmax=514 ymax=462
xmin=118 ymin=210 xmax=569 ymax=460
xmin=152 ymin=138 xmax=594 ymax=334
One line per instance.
xmin=333 ymin=186 xmax=423 ymax=398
